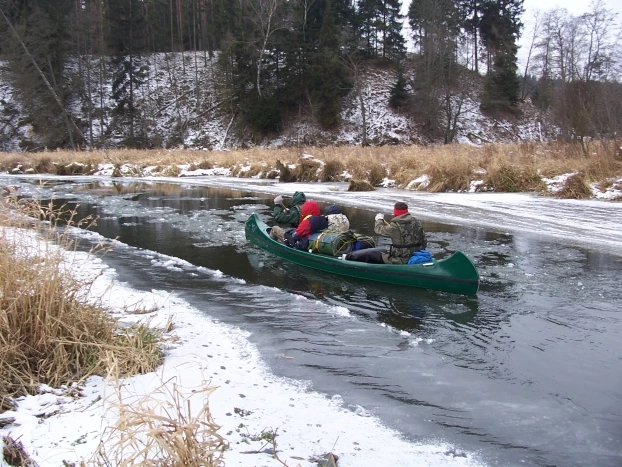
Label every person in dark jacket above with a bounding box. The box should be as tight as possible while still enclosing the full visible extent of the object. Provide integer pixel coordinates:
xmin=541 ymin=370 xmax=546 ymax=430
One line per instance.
xmin=270 ymin=191 xmax=306 ymax=241
xmin=283 ymin=200 xmax=328 ymax=250
xmin=346 ymin=201 xmax=427 ymax=264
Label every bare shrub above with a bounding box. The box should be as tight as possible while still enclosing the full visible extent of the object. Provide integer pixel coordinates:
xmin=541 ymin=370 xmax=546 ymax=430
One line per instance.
xmin=348 ymin=179 xmax=374 ymax=191
xmin=0 ymin=192 xmax=163 ymax=400
xmin=556 ymin=173 xmax=593 ymax=199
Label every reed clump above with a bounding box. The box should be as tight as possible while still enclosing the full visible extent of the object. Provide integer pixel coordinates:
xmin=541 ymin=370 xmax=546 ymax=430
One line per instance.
xmin=0 ymin=192 xmax=163 ymax=402
xmin=348 ymin=179 xmax=374 ymax=191
xmin=92 ymin=374 xmax=227 ymax=467
xmin=483 ymin=163 xmax=547 ymax=192
xmin=320 ymin=158 xmax=344 ymax=182
xmin=295 ymin=157 xmax=322 ymax=182
xmin=556 ymin=173 xmax=593 ymax=199
xmin=367 ymin=163 xmax=386 ymax=186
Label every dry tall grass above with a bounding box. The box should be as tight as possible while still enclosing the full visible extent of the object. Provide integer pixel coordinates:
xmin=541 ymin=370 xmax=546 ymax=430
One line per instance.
xmin=90 ymin=357 xmax=227 ymax=467
xmin=1 ymin=141 xmax=621 ymax=196
xmin=0 ymin=191 xmax=163 ymax=404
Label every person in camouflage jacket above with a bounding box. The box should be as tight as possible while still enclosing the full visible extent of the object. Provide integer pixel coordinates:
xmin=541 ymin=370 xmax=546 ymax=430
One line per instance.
xmin=346 ymin=201 xmax=427 ymax=264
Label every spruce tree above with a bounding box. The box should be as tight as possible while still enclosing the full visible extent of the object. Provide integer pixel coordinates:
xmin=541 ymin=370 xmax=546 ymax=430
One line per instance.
xmin=308 ymin=0 xmax=352 ymax=127
xmin=108 ymin=0 xmax=148 ymax=146
xmin=379 ymin=0 xmax=406 ymax=61
xmin=357 ymin=0 xmax=380 ymax=57
xmin=479 ymin=0 xmax=523 ymax=111
xmin=0 ymin=0 xmax=78 ymax=148
xmin=458 ymin=0 xmax=483 ymax=72
xmin=389 ymin=64 xmax=410 ymax=110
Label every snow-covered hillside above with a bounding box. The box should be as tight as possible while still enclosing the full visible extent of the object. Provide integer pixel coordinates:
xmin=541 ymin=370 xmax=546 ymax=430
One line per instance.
xmin=0 ymin=53 xmax=557 ymax=152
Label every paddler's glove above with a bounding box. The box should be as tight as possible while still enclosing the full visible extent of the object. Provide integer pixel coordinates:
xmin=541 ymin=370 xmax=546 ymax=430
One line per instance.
xmin=375 ymin=213 xmax=384 ymax=221
xmin=274 ymin=195 xmax=284 ymax=205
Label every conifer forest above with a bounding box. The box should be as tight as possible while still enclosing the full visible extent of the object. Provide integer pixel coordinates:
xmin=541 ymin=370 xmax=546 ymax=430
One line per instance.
xmin=0 ymin=0 xmax=620 ymax=150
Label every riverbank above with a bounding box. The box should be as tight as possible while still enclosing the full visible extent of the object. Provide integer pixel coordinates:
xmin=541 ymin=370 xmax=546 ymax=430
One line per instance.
xmin=1 ymin=142 xmax=621 ymax=200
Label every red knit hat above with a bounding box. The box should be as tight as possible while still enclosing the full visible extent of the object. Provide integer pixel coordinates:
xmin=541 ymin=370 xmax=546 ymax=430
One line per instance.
xmin=393 ymin=201 xmax=408 ymax=217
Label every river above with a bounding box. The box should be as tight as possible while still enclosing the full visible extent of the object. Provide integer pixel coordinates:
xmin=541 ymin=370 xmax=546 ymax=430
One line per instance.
xmin=2 ymin=175 xmax=621 ymax=467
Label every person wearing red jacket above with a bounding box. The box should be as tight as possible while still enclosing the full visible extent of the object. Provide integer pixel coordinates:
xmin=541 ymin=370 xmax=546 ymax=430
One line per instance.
xmin=283 ymin=200 xmax=328 ymax=250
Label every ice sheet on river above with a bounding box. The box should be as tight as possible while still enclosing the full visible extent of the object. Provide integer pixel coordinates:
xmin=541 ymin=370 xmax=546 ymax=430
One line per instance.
xmin=143 ymin=176 xmax=621 ymax=255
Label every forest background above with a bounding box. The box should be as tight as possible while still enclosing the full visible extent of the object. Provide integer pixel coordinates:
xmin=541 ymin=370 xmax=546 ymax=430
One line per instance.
xmin=0 ymin=0 xmax=621 ymax=153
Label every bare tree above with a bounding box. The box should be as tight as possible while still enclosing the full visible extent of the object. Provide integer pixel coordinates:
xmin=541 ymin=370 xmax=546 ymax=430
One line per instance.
xmin=241 ymin=0 xmax=288 ymax=97
xmin=580 ymin=0 xmax=618 ymax=81
xmin=521 ymin=9 xmax=542 ymax=100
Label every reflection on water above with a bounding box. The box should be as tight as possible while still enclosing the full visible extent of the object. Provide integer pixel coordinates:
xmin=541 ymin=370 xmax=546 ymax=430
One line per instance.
xmin=3 ymin=176 xmax=622 ymax=467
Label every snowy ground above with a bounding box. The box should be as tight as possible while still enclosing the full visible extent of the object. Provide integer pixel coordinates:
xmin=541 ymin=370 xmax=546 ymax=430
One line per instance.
xmin=1 ymin=173 xmax=621 ymax=467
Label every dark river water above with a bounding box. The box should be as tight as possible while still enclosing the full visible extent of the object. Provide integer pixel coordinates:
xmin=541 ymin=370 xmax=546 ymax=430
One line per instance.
xmin=3 ymin=177 xmax=622 ymax=467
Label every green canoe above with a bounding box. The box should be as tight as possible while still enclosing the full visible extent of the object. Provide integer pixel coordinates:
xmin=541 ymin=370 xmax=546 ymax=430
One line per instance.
xmin=245 ymin=213 xmax=480 ymax=295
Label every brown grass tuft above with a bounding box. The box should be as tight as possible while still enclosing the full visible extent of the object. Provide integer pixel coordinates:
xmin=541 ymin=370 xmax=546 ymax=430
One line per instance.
xmin=0 ymin=192 xmax=163 ymax=400
xmin=556 ymin=173 xmax=593 ymax=199
xmin=483 ymin=162 xmax=546 ymax=193
xmin=275 ymin=159 xmax=296 ymax=182
xmin=2 ymin=436 xmax=38 ymax=467
xmin=367 ymin=164 xmax=386 ymax=186
xmin=53 ymin=161 xmax=95 ymax=176
xmin=320 ymin=158 xmax=344 ymax=182
xmin=92 ymin=375 xmax=227 ymax=467
xmin=348 ymin=179 xmax=374 ymax=191
xmin=295 ymin=158 xmax=322 ymax=182
xmin=1 ymin=141 xmax=620 ymax=199
xmin=195 ymin=160 xmax=213 ymax=170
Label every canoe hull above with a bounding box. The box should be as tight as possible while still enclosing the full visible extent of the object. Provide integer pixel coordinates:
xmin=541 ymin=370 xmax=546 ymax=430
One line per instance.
xmin=245 ymin=213 xmax=479 ymax=295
